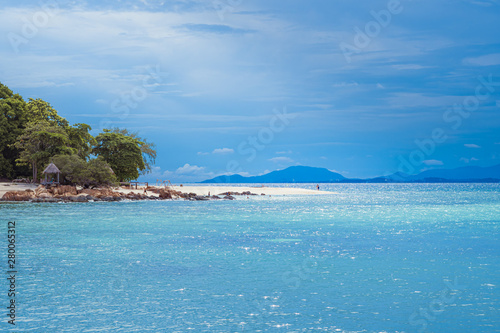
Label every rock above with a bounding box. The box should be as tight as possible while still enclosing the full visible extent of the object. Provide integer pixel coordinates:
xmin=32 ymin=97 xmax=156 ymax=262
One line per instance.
xmin=101 ymin=196 xmax=121 ymax=202
xmin=261 ymin=193 xmax=266 ymax=195
xmin=210 ymin=195 xmax=221 ymax=200
xmin=1 ymin=191 xmax=35 ymax=201
xmin=38 ymin=193 xmax=52 ymax=199
xmin=194 ymin=196 xmax=209 ymax=201
xmin=35 ymin=185 xmax=48 ymax=196
xmin=218 ymin=191 xmax=250 ymax=196
xmin=158 ymin=189 xmax=172 ymax=199
xmin=69 ymin=194 xmax=92 ymax=202
xmin=52 ymin=185 xmax=78 ymax=196
xmin=223 ymin=195 xmax=235 ymax=200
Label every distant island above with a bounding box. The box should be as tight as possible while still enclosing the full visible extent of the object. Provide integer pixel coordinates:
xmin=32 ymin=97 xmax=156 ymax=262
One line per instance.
xmin=201 ymin=164 xmax=500 ymax=183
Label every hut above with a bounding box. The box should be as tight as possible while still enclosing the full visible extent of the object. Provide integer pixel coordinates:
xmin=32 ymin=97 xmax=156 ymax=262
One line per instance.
xmin=43 ymin=163 xmax=61 ymax=185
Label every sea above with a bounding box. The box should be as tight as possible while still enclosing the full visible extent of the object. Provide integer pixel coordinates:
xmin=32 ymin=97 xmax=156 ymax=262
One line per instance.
xmin=1 ymin=183 xmax=499 ymax=332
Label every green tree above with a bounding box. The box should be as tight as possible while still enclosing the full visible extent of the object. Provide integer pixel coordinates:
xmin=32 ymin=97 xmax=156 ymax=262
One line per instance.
xmin=51 ymin=154 xmax=87 ymax=185
xmin=26 ymin=98 xmax=69 ymax=128
xmin=111 ymin=128 xmax=157 ymax=175
xmin=13 ymin=121 xmax=74 ymax=182
xmin=0 ymin=83 xmax=29 ymax=178
xmin=51 ymin=154 xmax=117 ymax=187
xmin=67 ymin=123 xmax=96 ymax=160
xmin=86 ymin=158 xmax=117 ymax=187
xmin=93 ymin=130 xmax=146 ymax=182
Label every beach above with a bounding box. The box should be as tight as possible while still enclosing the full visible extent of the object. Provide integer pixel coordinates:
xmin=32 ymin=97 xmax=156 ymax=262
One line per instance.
xmin=0 ymin=182 xmax=331 ymax=200
xmin=154 ymin=185 xmax=331 ymax=196
xmin=0 ymin=182 xmax=38 ymax=197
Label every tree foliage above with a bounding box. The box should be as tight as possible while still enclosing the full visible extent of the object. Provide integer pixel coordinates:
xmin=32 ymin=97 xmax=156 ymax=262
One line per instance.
xmin=51 ymin=154 xmax=117 ymax=188
xmin=111 ymin=128 xmax=157 ymax=175
xmin=93 ymin=130 xmax=146 ymax=182
xmin=67 ymin=123 xmax=96 ymax=160
xmin=0 ymin=82 xmax=157 ymax=184
xmin=13 ymin=121 xmax=74 ymax=182
xmin=26 ymin=98 xmax=69 ymax=128
xmin=0 ymin=83 xmax=29 ymax=178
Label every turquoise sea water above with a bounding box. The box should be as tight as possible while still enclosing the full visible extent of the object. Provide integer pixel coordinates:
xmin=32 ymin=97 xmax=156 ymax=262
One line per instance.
xmin=1 ymin=183 xmax=499 ymax=332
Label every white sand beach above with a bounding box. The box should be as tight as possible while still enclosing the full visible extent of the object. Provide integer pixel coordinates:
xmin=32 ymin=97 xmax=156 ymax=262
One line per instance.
xmin=167 ymin=185 xmax=332 ymax=196
xmin=1 ymin=182 xmax=332 ymax=199
xmin=112 ymin=185 xmax=331 ymax=197
xmin=0 ymin=182 xmax=38 ymax=197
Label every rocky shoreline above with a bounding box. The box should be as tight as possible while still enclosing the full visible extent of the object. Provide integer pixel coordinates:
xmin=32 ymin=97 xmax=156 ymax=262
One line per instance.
xmin=0 ymin=185 xmax=262 ymax=203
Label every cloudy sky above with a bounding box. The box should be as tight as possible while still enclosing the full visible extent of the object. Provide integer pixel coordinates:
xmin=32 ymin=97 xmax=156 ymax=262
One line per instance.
xmin=1 ymin=0 xmax=499 ymax=182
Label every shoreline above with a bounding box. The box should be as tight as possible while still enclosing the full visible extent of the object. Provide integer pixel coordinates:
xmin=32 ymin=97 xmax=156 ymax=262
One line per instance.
xmin=0 ymin=182 xmax=332 ymax=202
xmin=164 ymin=185 xmax=331 ymax=196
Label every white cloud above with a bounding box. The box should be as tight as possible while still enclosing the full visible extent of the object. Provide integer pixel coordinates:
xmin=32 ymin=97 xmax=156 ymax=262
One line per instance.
xmin=423 ymin=159 xmax=444 ymax=166
xmin=276 ymin=150 xmax=292 ymax=155
xmin=143 ymin=163 xmax=216 ymax=182
xmin=269 ymin=157 xmax=294 ymax=163
xmin=333 ymin=82 xmax=358 ymax=88
xmin=386 ymin=93 xmax=462 ymax=108
xmin=0 ymin=6 xmax=291 ymax=100
xmin=392 ymin=64 xmax=433 ymax=70
xmin=212 ymin=148 xmax=234 ymax=154
xmin=258 ymin=169 xmax=271 ymax=176
xmin=460 ymin=157 xmax=479 ymax=163
xmin=463 ymin=53 xmax=500 ymax=66
xmin=175 ymin=163 xmax=207 ymax=175
xmin=197 ymin=151 xmax=209 ymax=156
xmin=95 ymin=99 xmax=108 ymax=105
xmin=464 ymin=144 xmax=481 ymax=148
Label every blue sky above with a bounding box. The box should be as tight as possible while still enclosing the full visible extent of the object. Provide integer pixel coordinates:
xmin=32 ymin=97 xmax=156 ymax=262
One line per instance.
xmin=1 ymin=0 xmax=499 ymax=182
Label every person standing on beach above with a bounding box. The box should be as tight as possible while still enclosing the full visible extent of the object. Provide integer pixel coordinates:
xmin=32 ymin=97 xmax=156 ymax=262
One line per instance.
xmin=316 ymin=184 xmax=320 ymax=190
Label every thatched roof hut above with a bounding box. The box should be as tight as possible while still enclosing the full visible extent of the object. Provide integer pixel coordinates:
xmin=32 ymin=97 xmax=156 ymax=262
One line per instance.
xmin=43 ymin=163 xmax=61 ymax=184
xmin=43 ymin=163 xmax=61 ymax=174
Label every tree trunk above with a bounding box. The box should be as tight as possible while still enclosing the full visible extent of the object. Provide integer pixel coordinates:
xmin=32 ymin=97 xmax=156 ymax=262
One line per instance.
xmin=32 ymin=162 xmax=38 ymax=183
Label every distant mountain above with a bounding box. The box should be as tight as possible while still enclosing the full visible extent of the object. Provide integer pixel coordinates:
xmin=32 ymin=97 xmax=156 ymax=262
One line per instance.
xmin=201 ymin=164 xmax=500 ymax=183
xmin=408 ymin=164 xmax=500 ymax=181
xmin=201 ymin=166 xmax=345 ymax=183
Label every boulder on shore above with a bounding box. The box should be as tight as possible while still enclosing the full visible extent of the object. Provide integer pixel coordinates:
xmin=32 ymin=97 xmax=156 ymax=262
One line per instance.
xmin=1 ymin=190 xmax=35 ymax=201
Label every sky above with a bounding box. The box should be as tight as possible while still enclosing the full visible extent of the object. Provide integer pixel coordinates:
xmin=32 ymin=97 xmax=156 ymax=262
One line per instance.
xmin=1 ymin=0 xmax=499 ymax=182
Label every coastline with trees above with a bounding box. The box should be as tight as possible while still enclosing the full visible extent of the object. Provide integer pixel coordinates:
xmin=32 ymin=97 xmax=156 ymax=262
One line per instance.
xmin=0 ymin=82 xmax=156 ymax=187
xmin=1 ymin=81 xmax=330 ymax=202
